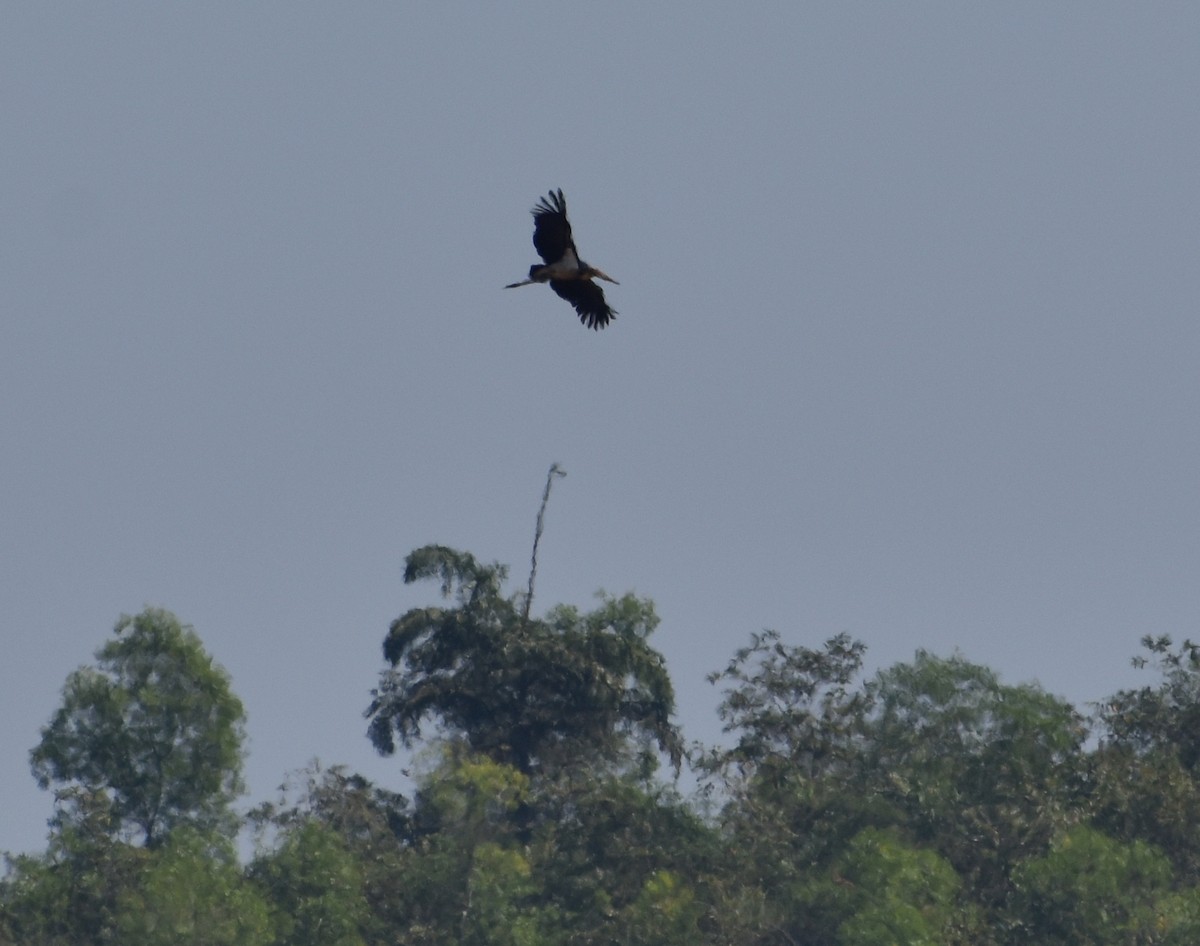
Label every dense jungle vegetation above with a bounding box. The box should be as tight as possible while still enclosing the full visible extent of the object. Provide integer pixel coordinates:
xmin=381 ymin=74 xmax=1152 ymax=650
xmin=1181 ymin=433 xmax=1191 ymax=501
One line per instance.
xmin=5 ymin=543 xmax=1200 ymax=945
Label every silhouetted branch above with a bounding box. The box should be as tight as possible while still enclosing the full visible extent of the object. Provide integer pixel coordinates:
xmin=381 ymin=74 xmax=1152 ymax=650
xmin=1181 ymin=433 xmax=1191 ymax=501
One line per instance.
xmin=523 ymin=463 xmax=566 ymax=625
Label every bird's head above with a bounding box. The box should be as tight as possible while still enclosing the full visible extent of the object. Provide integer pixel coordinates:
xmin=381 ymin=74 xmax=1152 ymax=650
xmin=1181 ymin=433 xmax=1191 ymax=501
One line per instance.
xmin=590 ymin=268 xmax=619 ymax=285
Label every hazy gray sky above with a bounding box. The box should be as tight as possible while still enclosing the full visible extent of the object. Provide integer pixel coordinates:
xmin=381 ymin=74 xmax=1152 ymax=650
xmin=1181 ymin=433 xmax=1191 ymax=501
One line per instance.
xmin=4 ymin=4 xmax=1198 ymax=856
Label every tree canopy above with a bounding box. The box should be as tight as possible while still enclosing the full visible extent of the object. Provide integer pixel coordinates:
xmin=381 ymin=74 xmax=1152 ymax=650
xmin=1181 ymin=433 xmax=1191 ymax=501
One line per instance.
xmin=9 ymin=561 xmax=1200 ymax=946
xmin=365 ymin=544 xmax=682 ymax=775
xmin=29 ymin=608 xmax=246 ymax=847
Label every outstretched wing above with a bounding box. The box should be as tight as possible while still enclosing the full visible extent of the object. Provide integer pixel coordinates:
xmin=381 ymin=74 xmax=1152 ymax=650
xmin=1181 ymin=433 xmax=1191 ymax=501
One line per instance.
xmin=549 ymin=279 xmax=616 ymax=330
xmin=531 ymin=189 xmax=576 ymax=265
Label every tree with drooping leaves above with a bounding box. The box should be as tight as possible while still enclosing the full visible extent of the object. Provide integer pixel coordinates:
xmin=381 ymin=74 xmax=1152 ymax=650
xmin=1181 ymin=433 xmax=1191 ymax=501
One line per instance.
xmin=366 ymin=545 xmax=682 ymax=777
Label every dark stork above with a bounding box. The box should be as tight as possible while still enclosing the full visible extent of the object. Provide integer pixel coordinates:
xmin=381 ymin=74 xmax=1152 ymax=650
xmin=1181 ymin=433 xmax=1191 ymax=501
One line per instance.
xmin=505 ymin=189 xmax=618 ymax=330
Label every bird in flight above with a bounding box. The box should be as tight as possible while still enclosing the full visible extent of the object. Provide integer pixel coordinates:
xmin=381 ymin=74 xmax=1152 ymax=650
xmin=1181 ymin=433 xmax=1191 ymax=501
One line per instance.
xmin=505 ymin=189 xmax=618 ymax=330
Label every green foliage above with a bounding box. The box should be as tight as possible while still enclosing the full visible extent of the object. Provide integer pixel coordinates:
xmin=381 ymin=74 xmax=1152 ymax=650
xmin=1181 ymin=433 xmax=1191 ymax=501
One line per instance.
xmin=701 ymin=641 xmax=1102 ymax=943
xmin=1089 ymin=743 xmax=1200 ymax=881
xmin=115 ymin=829 xmax=271 ymax=946
xmin=702 ymin=629 xmax=870 ymax=783
xmin=420 ymin=747 xmax=531 ymax=829
xmin=863 ymin=651 xmax=1086 ymax=903
xmin=703 ymin=629 xmax=878 ymax=847
xmin=0 ymin=817 xmax=267 ymax=946
xmin=379 ymin=749 xmax=555 ymax=946
xmin=1092 ymin=635 xmax=1200 ymax=877
xmin=699 ymin=631 xmax=885 ymax=943
xmin=1011 ymin=826 xmax=1172 ymax=945
xmin=461 ymin=843 xmax=547 ymax=946
xmin=801 ymin=827 xmax=966 ymax=946
xmin=366 ymin=545 xmax=682 ymax=775
xmin=246 ymin=764 xmax=412 ymax=945
xmin=0 ymin=790 xmax=147 ymax=945
xmin=16 ymin=569 xmax=1200 ymax=946
xmin=1103 ymin=635 xmax=1200 ymax=767
xmin=624 ymin=870 xmax=703 ymax=946
xmin=30 ymin=608 xmax=246 ymax=846
xmin=526 ymin=772 xmax=719 ymax=945
xmin=251 ymin=821 xmax=368 ymax=946
xmin=1151 ymin=889 xmax=1200 ymax=945
xmin=250 ymin=763 xmax=411 ymax=867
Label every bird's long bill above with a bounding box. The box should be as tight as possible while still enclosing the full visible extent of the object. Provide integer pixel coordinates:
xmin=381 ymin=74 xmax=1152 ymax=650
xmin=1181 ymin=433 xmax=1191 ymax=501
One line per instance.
xmin=594 ymin=270 xmax=619 ymax=284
